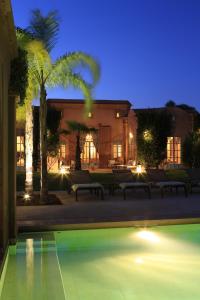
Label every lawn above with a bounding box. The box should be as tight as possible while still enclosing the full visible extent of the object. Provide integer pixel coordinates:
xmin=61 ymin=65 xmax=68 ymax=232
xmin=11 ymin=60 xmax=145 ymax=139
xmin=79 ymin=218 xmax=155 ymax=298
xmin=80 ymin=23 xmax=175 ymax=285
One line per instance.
xmin=16 ymin=169 xmax=189 ymax=192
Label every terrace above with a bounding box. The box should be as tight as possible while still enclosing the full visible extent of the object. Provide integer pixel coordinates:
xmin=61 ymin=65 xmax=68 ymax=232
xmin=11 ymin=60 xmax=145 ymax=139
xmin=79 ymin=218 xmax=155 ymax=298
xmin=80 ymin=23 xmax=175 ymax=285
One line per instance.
xmin=1 ymin=0 xmax=200 ymax=299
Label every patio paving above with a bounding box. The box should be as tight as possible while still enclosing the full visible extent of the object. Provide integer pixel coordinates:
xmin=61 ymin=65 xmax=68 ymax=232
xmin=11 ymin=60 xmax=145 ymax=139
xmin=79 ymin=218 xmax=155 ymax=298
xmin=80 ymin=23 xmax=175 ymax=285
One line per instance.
xmin=17 ymin=189 xmax=200 ymax=231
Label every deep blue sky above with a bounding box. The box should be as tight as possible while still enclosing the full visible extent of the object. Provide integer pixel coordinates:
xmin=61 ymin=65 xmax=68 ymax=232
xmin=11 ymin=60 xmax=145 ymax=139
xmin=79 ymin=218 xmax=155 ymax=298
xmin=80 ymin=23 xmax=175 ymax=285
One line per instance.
xmin=12 ymin=0 xmax=200 ymax=110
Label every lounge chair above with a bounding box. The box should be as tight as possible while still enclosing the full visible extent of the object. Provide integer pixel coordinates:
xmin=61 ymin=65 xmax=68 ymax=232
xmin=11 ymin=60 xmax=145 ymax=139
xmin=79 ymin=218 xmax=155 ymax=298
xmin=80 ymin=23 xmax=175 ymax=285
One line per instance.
xmin=112 ymin=169 xmax=151 ymax=200
xmin=147 ymin=169 xmax=188 ymax=197
xmin=68 ymin=170 xmax=104 ymax=201
xmin=186 ymin=168 xmax=200 ymax=192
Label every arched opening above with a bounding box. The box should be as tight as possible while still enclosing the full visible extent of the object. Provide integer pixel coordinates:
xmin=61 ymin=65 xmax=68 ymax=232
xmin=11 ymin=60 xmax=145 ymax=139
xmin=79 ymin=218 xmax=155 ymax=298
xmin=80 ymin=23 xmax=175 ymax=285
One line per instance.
xmin=81 ymin=134 xmax=99 ymax=165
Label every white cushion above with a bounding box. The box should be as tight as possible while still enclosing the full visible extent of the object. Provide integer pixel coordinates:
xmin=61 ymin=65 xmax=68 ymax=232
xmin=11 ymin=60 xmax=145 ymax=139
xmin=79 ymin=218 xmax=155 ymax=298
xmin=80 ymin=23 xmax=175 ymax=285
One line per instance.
xmin=72 ymin=183 xmax=104 ymax=192
xmin=155 ymin=181 xmax=185 ymax=187
xmin=119 ymin=182 xmax=149 ymax=190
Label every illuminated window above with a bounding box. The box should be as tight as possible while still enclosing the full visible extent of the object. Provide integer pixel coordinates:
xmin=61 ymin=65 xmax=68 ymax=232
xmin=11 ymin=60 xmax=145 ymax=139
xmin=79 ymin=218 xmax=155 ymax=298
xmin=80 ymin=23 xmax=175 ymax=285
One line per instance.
xmin=59 ymin=144 xmax=66 ymax=160
xmin=116 ymin=112 xmax=120 ymax=118
xmin=88 ymin=112 xmax=92 ymax=118
xmin=16 ymin=136 xmax=25 ymax=167
xmin=113 ymin=144 xmax=122 ymax=159
xmin=167 ymin=137 xmax=181 ymax=164
xmin=81 ymin=134 xmax=98 ymax=163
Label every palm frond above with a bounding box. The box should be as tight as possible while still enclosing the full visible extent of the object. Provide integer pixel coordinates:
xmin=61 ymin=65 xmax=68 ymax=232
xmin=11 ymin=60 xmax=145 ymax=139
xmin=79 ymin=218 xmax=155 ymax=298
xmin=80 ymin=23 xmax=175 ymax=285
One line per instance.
xmin=66 ymin=121 xmax=91 ymax=133
xmin=16 ymin=27 xmax=33 ymax=49
xmin=48 ymin=70 xmax=93 ymax=112
xmin=26 ymin=40 xmax=52 ymax=84
xmin=54 ymin=52 xmax=100 ymax=86
xmin=27 ymin=9 xmax=59 ymax=52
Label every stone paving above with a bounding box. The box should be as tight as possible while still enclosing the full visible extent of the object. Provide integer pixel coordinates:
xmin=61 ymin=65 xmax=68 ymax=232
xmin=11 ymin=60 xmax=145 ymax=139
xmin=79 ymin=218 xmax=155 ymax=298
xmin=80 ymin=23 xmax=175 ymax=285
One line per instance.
xmin=17 ymin=188 xmax=200 ymax=231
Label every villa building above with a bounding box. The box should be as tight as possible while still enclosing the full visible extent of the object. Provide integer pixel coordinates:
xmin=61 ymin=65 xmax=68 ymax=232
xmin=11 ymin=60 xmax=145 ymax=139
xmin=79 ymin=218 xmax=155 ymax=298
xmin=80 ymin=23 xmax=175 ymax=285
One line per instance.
xmin=47 ymin=99 xmax=137 ymax=171
xmin=16 ymin=100 xmax=199 ymax=171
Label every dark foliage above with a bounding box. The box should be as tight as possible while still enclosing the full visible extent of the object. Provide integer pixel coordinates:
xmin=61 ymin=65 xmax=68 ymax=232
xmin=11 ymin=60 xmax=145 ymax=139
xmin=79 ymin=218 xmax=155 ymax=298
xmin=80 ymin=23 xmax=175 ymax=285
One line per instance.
xmin=136 ymin=110 xmax=172 ymax=167
xmin=182 ymin=131 xmax=200 ymax=168
xmin=27 ymin=9 xmax=59 ymax=52
xmin=9 ymin=47 xmax=28 ymax=102
xmin=46 ymin=107 xmax=62 ymax=156
xmin=165 ymin=100 xmax=176 ymax=107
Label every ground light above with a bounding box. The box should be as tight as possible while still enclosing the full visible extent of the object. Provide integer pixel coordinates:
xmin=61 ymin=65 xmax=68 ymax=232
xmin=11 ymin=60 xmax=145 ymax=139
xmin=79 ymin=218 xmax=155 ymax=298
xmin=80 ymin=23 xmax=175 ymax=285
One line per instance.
xmin=24 ymin=193 xmax=30 ymax=201
xmin=136 ymin=163 xmax=142 ymax=174
xmin=59 ymin=166 xmax=70 ymax=175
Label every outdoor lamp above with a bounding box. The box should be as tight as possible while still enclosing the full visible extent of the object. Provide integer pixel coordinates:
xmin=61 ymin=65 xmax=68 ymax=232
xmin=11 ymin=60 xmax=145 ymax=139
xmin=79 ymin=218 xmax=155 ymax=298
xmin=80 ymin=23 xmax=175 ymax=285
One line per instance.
xmin=136 ymin=163 xmax=142 ymax=174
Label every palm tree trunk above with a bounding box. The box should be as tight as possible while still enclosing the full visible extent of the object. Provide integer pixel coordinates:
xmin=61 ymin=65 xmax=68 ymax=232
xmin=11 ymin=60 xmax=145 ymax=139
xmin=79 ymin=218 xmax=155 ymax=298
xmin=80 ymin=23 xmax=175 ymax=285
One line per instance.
xmin=40 ymin=83 xmax=48 ymax=202
xmin=75 ymin=134 xmax=81 ymax=170
xmin=25 ymin=102 xmax=33 ymax=195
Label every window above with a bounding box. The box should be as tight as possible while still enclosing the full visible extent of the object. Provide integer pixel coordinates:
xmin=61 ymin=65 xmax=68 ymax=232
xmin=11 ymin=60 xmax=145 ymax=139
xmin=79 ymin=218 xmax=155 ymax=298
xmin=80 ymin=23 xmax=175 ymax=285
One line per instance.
xmin=16 ymin=136 xmax=25 ymax=167
xmin=59 ymin=144 xmax=66 ymax=160
xmin=167 ymin=137 xmax=181 ymax=164
xmin=81 ymin=134 xmax=98 ymax=163
xmin=113 ymin=144 xmax=122 ymax=159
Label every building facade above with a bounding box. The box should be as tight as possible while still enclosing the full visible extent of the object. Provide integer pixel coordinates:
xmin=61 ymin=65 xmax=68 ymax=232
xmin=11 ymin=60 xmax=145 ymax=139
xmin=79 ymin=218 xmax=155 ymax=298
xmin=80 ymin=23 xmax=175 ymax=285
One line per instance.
xmin=0 ymin=0 xmax=17 ymax=266
xmin=47 ymin=99 xmax=137 ymax=171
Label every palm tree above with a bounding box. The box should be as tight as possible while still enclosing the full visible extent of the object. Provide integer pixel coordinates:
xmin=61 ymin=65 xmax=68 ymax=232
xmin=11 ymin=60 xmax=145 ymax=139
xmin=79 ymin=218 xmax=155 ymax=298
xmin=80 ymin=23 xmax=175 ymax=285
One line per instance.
xmin=16 ymin=10 xmax=60 ymax=196
xmin=26 ymin=10 xmax=100 ymax=202
xmin=66 ymin=121 xmax=97 ymax=170
xmin=25 ymin=40 xmax=100 ymax=201
xmin=16 ymin=29 xmax=39 ymax=195
xmin=17 ymin=10 xmax=100 ymax=202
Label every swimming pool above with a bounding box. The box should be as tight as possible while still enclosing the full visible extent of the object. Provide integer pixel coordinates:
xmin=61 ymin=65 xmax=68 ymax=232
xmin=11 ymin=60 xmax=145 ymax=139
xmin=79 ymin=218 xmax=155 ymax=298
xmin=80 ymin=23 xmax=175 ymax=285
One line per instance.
xmin=1 ymin=224 xmax=200 ymax=299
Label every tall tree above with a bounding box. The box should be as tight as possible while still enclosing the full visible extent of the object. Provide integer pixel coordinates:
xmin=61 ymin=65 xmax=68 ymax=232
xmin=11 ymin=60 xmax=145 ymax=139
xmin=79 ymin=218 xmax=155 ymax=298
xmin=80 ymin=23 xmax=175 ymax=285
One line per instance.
xmin=17 ymin=10 xmax=100 ymax=201
xmin=25 ymin=40 xmax=99 ymax=201
xmin=16 ymin=29 xmax=38 ymax=195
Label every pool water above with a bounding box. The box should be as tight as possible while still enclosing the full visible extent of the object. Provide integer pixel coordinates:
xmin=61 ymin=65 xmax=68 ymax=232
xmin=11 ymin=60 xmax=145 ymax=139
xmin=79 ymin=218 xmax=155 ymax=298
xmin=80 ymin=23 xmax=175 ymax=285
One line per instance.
xmin=1 ymin=224 xmax=200 ymax=299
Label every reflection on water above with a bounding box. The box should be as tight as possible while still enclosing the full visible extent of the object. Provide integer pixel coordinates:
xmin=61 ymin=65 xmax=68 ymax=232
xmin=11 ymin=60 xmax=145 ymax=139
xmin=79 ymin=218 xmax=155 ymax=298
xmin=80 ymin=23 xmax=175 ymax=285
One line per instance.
xmin=26 ymin=238 xmax=34 ymax=293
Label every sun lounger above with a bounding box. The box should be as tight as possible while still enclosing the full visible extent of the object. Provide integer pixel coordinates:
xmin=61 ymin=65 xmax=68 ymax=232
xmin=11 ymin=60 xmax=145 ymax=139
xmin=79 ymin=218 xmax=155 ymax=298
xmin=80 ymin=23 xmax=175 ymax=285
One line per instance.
xmin=147 ymin=169 xmax=188 ymax=197
xmin=112 ymin=169 xmax=151 ymax=200
xmin=68 ymin=170 xmax=104 ymax=201
xmin=186 ymin=168 xmax=200 ymax=192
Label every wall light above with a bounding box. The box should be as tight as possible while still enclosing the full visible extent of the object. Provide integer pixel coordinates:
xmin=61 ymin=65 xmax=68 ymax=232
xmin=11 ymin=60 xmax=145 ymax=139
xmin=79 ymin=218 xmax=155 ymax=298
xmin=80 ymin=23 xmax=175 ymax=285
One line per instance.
xmin=129 ymin=132 xmax=133 ymax=139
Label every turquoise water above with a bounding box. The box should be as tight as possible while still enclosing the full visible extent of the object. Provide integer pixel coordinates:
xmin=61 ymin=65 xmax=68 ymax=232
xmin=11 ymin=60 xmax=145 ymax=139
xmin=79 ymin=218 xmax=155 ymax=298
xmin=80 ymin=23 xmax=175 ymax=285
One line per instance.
xmin=1 ymin=224 xmax=200 ymax=299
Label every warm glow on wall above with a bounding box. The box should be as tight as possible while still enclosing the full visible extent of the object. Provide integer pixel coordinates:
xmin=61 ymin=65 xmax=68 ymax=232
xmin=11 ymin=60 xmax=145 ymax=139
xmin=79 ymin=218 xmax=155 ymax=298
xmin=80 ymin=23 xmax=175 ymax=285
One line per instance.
xmin=129 ymin=132 xmax=133 ymax=139
xmin=116 ymin=112 xmax=120 ymax=118
xmin=143 ymin=130 xmax=153 ymax=142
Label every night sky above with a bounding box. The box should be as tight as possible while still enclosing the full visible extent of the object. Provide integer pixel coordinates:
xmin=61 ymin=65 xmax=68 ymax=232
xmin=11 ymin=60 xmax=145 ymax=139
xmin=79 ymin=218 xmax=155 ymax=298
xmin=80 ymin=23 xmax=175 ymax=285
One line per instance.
xmin=12 ymin=0 xmax=200 ymax=111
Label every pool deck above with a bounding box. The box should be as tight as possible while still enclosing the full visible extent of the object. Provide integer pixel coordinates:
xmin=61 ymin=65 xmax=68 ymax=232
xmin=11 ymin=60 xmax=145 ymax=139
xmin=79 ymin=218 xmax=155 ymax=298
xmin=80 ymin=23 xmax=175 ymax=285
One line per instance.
xmin=17 ymin=189 xmax=200 ymax=231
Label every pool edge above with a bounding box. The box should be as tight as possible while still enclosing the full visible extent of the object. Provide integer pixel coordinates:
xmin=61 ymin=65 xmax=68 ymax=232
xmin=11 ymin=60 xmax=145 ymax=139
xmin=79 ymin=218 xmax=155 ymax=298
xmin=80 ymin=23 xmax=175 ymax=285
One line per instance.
xmin=18 ymin=217 xmax=200 ymax=232
xmin=0 ymin=249 xmax=9 ymax=299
